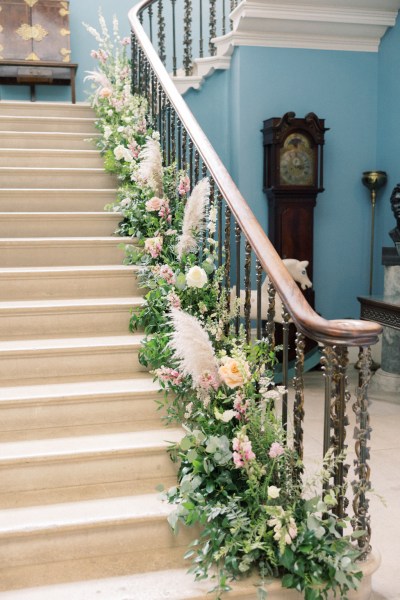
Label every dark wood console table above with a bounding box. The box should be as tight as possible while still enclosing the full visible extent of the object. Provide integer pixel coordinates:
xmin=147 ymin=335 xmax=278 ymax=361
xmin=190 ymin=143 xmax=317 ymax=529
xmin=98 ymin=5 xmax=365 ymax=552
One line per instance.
xmin=358 ymin=295 xmax=400 ymax=331
xmin=0 ymin=60 xmax=78 ymax=103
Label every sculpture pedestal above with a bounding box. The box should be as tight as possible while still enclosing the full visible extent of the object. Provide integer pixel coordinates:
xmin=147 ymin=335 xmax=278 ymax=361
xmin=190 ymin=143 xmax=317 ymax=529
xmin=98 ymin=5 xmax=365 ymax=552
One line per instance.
xmin=369 ymin=249 xmax=400 ymax=403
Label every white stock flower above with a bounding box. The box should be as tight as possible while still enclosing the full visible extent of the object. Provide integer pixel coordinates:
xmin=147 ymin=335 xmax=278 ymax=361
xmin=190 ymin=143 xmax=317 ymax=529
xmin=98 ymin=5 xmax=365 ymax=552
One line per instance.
xmin=186 ymin=266 xmax=208 ymax=289
xmin=114 ymin=145 xmax=133 ymax=162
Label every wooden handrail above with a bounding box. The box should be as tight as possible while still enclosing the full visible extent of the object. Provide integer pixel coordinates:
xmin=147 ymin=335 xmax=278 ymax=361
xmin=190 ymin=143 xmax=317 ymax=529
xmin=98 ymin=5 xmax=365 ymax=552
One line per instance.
xmin=129 ymin=0 xmax=382 ymax=347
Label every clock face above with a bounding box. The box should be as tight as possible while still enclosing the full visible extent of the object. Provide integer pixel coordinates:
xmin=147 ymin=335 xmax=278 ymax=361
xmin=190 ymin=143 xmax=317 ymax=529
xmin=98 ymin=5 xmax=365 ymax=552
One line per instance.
xmin=279 ymin=133 xmax=315 ymax=186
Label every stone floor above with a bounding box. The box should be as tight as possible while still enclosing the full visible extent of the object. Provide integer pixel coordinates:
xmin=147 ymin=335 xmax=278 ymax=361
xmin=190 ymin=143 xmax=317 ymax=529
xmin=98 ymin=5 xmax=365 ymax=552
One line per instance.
xmin=301 ymin=366 xmax=400 ymax=600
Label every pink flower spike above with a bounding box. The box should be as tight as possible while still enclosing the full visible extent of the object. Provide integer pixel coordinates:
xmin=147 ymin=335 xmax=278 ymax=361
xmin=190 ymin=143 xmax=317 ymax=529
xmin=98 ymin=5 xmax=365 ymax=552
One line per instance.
xmin=269 ymin=442 xmax=285 ymax=458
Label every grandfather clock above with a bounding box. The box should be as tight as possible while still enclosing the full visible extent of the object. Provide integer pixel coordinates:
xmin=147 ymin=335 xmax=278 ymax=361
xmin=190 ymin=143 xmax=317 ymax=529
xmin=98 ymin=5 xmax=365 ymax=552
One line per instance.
xmin=263 ymin=111 xmax=328 ymax=308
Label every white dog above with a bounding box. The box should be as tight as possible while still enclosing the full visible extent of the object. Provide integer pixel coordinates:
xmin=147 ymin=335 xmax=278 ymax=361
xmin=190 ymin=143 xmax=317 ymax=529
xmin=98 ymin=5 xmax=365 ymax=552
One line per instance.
xmin=231 ymin=259 xmax=312 ymax=324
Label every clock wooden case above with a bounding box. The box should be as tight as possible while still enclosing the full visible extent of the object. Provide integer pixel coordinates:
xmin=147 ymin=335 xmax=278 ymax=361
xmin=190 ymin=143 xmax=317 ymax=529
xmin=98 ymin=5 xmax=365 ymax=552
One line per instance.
xmin=263 ymin=111 xmax=328 ymax=307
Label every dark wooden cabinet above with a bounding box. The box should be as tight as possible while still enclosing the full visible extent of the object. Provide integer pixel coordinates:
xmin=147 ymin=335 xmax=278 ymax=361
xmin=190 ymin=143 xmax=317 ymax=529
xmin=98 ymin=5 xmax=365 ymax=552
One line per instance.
xmin=0 ymin=0 xmax=77 ymax=102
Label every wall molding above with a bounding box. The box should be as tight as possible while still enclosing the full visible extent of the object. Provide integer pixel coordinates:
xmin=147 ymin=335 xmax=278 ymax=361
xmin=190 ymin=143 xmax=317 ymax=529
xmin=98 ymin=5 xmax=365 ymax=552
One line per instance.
xmin=229 ymin=0 xmax=400 ymax=52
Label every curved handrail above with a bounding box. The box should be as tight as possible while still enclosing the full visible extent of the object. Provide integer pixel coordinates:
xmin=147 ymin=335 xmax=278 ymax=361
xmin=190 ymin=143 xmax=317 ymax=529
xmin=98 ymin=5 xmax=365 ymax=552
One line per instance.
xmin=129 ymin=0 xmax=382 ymax=347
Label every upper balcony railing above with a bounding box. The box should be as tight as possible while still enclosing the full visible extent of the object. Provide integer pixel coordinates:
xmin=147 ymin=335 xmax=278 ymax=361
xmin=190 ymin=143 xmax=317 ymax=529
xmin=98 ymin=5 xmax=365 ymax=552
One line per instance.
xmin=129 ymin=0 xmax=382 ymax=562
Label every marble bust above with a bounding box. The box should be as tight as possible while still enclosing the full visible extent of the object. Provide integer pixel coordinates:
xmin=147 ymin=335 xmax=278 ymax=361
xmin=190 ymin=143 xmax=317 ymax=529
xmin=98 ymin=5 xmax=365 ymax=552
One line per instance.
xmin=389 ymin=183 xmax=400 ymax=244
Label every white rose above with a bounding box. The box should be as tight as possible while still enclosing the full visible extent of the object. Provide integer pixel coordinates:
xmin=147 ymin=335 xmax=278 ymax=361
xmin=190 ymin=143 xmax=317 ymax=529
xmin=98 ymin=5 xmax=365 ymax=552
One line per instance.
xmin=267 ymin=486 xmax=280 ymax=499
xmin=186 ymin=266 xmax=208 ymax=289
xmin=104 ymin=126 xmax=112 ymax=140
xmin=113 ymin=145 xmax=125 ymax=160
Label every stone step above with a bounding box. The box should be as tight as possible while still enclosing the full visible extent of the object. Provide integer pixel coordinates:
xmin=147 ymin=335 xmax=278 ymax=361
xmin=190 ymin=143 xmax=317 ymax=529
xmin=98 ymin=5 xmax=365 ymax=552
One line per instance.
xmin=0 ymin=131 xmax=98 ymax=150
xmin=0 ymin=167 xmax=116 ymax=189
xmin=0 ymin=265 xmax=141 ymax=300
xmin=0 ymin=494 xmax=192 ymax=592
xmin=0 ymin=212 xmax=121 ymax=237
xmin=0 ymin=429 xmax=181 ymax=507
xmin=0 ymin=189 xmax=116 ymax=212
xmin=0 ymin=377 xmax=162 ymax=442
xmin=0 ymin=237 xmax=134 ymax=267
xmin=0 ymin=297 xmax=142 ymax=340
xmin=0 ymin=569 xmax=264 ymax=600
xmin=0 ymin=334 xmax=145 ymax=386
xmin=0 ymin=149 xmax=105 ymax=168
xmin=0 ymin=101 xmax=94 ymax=119
xmin=0 ymin=115 xmax=97 ymax=134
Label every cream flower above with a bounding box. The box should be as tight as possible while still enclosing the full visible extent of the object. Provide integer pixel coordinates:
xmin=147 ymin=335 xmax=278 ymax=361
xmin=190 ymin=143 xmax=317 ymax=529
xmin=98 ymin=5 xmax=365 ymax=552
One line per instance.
xmin=267 ymin=486 xmax=280 ymax=499
xmin=145 ymin=196 xmax=164 ymax=212
xmin=186 ymin=266 xmax=208 ymax=289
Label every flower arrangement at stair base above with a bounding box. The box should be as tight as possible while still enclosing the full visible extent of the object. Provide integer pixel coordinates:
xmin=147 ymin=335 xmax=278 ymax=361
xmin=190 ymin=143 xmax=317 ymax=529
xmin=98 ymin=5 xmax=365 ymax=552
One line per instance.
xmin=84 ymin=15 xmax=366 ymax=600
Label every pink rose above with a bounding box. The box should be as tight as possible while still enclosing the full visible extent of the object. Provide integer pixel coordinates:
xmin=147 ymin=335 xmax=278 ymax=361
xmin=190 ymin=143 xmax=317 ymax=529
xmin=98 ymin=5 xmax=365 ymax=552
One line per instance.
xmin=144 ymin=236 xmax=163 ymax=259
xmin=269 ymin=442 xmax=285 ymax=458
xmin=145 ymin=197 xmax=163 ymax=212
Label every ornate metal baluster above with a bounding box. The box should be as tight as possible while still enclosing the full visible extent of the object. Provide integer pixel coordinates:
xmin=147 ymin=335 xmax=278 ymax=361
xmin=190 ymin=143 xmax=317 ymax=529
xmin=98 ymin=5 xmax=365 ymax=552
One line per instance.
xmin=131 ymin=33 xmax=136 ymax=95
xmin=265 ymin=280 xmax=275 ymax=348
xmin=222 ymin=0 xmax=226 ymax=35
xmin=256 ymin=259 xmax=262 ymax=340
xmin=157 ymin=0 xmax=166 ymax=65
xmin=171 ymin=0 xmax=177 ymax=76
xmin=166 ymin=99 xmax=171 ymax=165
xmin=162 ymin=91 xmax=167 ymax=164
xmin=183 ymin=0 xmax=193 ymax=76
xmin=137 ymin=46 xmax=143 ymax=95
xmin=235 ymin=222 xmax=241 ymax=336
xmin=171 ymin=108 xmax=176 ymax=165
xmin=321 ymin=345 xmax=350 ymax=520
xmin=157 ymin=82 xmax=162 ymax=139
xmin=182 ymin=128 xmax=188 ymax=171
xmin=218 ymin=191 xmax=223 ymax=268
xmin=293 ymin=332 xmax=305 ymax=463
xmin=281 ymin=307 xmax=290 ymax=431
xmin=189 ymin=137 xmax=194 ymax=190
xmin=176 ymin=118 xmax=182 ymax=170
xmin=352 ymin=346 xmax=373 ymax=559
xmin=151 ymin=71 xmax=157 ymax=128
xmin=194 ymin=149 xmax=200 ymax=184
xmin=244 ymin=240 xmax=252 ymax=343
xmin=224 ymin=205 xmax=232 ymax=331
xmin=199 ymin=0 xmax=204 ymax=58
xmin=148 ymin=4 xmax=154 ymax=42
xmin=209 ymin=0 xmax=217 ymax=56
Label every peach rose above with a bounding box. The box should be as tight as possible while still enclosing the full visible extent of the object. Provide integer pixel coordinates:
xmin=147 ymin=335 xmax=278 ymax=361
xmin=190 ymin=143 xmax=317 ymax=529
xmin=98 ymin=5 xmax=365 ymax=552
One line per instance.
xmin=99 ymin=87 xmax=112 ymax=98
xmin=145 ymin=197 xmax=164 ymax=212
xmin=218 ymin=357 xmax=250 ymax=389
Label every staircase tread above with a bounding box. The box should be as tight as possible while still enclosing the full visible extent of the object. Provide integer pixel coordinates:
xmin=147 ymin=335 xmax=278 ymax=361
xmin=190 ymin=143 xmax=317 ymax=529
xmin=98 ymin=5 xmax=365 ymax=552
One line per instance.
xmin=0 ymin=569 xmax=259 ymax=600
xmin=0 ymin=212 xmax=121 ymax=217
xmin=0 ymin=493 xmax=173 ymax=534
xmin=0 ymin=264 xmax=138 ymax=274
xmin=0 ymin=376 xmax=159 ymax=402
xmin=0 ymin=334 xmax=143 ymax=352
xmin=0 ymin=297 xmax=143 ymax=310
xmin=0 ymin=236 xmax=132 ymax=242
xmin=0 ymin=188 xmax=115 ymax=192
xmin=0 ymin=428 xmax=182 ymax=461
xmin=0 ymin=148 xmax=100 ymax=154
xmin=0 ymin=166 xmax=111 ymax=172
xmin=0 ymin=115 xmax=95 ymax=122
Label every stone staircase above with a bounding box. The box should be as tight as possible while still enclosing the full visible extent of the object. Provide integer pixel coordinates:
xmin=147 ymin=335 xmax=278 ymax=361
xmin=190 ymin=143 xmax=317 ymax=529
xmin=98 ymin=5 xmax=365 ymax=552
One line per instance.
xmin=0 ymin=101 xmax=200 ymax=599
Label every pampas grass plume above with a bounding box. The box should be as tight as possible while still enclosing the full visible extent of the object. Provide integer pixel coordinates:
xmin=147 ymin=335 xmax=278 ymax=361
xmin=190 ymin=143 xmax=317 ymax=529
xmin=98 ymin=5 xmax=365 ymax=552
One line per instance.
xmin=169 ymin=307 xmax=219 ymax=383
xmin=176 ymin=178 xmax=209 ymax=260
xmin=136 ymin=137 xmax=164 ymax=197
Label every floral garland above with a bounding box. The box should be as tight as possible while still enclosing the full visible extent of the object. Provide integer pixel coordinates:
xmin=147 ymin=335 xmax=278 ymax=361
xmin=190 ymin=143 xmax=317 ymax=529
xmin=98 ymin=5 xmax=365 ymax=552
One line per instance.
xmin=85 ymin=14 xmax=364 ymax=600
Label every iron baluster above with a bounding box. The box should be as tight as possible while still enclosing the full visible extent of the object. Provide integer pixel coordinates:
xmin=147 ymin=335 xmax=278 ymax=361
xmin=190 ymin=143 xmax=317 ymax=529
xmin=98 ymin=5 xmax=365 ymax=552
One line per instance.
xmin=321 ymin=345 xmax=350 ymax=520
xmin=189 ymin=137 xmax=194 ymax=190
xmin=293 ymin=332 xmax=305 ymax=463
xmin=148 ymin=4 xmax=153 ymax=43
xmin=151 ymin=71 xmax=157 ymax=129
xmin=166 ymin=99 xmax=171 ymax=165
xmin=209 ymin=0 xmax=217 ymax=56
xmin=171 ymin=108 xmax=176 ymax=165
xmin=235 ymin=222 xmax=241 ymax=336
xmin=176 ymin=118 xmax=182 ymax=170
xmin=131 ymin=32 xmax=137 ymax=95
xmin=194 ymin=148 xmax=200 ymax=184
xmin=281 ymin=306 xmax=290 ymax=431
xmin=256 ymin=259 xmax=262 ymax=340
xmin=224 ymin=204 xmax=231 ymax=331
xmin=265 ymin=280 xmax=275 ymax=348
xmin=157 ymin=0 xmax=166 ymax=65
xmin=171 ymin=0 xmax=177 ymax=76
xmin=352 ymin=346 xmax=373 ymax=559
xmin=182 ymin=127 xmax=188 ymax=171
xmin=218 ymin=191 xmax=223 ymax=268
xmin=183 ymin=0 xmax=193 ymax=76
xmin=161 ymin=91 xmax=167 ymax=164
xmin=244 ymin=240 xmax=252 ymax=343
xmin=199 ymin=0 xmax=204 ymax=58
xmin=222 ymin=0 xmax=226 ymax=35
xmin=157 ymin=82 xmax=162 ymax=140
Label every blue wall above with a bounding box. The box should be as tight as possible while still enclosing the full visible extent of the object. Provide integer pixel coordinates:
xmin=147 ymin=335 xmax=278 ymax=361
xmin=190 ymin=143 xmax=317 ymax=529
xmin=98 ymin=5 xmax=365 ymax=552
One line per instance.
xmin=377 ymin=16 xmax=400 ymax=255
